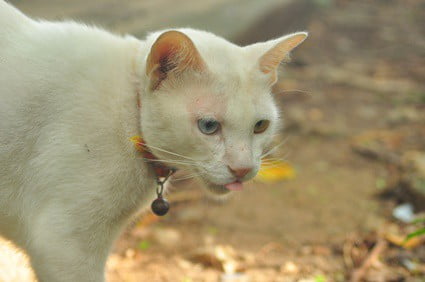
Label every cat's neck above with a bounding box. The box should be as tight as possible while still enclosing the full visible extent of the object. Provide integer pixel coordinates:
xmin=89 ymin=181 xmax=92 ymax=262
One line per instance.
xmin=95 ymin=34 xmax=146 ymax=143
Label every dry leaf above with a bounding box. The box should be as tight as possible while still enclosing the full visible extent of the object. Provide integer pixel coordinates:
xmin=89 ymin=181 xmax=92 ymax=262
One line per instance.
xmin=255 ymin=160 xmax=296 ymax=183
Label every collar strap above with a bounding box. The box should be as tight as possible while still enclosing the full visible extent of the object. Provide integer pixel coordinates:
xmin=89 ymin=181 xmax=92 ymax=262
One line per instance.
xmin=130 ymin=135 xmax=175 ymax=178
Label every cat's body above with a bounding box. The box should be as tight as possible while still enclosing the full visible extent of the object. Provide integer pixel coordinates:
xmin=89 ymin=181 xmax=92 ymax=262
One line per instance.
xmin=0 ymin=2 xmax=154 ymax=280
xmin=0 ymin=1 xmax=307 ymax=281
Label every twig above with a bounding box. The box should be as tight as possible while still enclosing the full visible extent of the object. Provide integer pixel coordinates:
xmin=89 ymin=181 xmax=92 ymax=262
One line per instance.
xmin=343 ymin=237 xmax=354 ymax=270
xmin=350 ymin=238 xmax=387 ymax=282
xmin=306 ymin=66 xmax=424 ymax=95
xmin=351 ymin=146 xmax=401 ymax=167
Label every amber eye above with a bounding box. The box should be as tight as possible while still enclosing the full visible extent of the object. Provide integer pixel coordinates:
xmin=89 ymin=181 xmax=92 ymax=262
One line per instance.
xmin=254 ymin=120 xmax=270 ymax=134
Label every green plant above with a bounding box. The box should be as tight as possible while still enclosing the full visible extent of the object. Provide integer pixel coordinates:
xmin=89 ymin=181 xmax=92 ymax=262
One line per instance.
xmin=405 ymin=218 xmax=425 ymax=242
xmin=138 ymin=240 xmax=151 ymax=251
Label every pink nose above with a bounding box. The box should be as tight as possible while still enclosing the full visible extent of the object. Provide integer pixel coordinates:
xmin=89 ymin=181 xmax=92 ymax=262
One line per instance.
xmin=227 ymin=166 xmax=252 ymax=178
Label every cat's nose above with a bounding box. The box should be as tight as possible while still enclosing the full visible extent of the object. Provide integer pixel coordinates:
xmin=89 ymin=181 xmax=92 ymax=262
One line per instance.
xmin=227 ymin=166 xmax=252 ymax=178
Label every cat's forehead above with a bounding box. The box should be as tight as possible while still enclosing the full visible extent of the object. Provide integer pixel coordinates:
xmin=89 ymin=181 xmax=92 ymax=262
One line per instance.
xmin=184 ymin=33 xmax=264 ymax=84
xmin=184 ymin=78 xmax=274 ymax=121
xmin=203 ymin=50 xmax=262 ymax=86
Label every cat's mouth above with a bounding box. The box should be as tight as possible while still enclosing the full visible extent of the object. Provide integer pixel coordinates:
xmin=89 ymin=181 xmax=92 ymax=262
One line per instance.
xmin=202 ymin=179 xmax=245 ymax=195
xmin=224 ymin=181 xmax=243 ymax=191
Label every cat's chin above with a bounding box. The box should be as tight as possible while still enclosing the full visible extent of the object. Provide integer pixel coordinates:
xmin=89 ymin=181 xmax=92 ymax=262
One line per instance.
xmin=195 ymin=178 xmax=231 ymax=195
xmin=203 ymin=183 xmax=232 ymax=195
xmin=200 ymin=179 xmax=246 ymax=195
xmin=200 ymin=178 xmax=247 ymax=196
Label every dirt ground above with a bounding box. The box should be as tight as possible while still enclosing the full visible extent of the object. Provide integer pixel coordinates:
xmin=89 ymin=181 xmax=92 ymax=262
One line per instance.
xmin=1 ymin=0 xmax=425 ymax=281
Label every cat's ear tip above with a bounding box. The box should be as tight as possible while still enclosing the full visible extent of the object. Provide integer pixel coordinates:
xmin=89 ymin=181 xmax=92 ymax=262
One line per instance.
xmin=282 ymin=31 xmax=308 ymax=47
xmin=291 ymin=31 xmax=309 ymax=40
xmin=155 ymin=30 xmax=191 ymax=44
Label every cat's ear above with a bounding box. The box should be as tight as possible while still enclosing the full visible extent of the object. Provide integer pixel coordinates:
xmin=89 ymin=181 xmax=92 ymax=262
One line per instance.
xmin=249 ymin=32 xmax=308 ymax=84
xmin=146 ymin=30 xmax=205 ymax=91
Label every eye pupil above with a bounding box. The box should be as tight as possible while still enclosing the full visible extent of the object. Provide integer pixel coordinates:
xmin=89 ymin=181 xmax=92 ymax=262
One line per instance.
xmin=206 ymin=121 xmax=214 ymax=129
xmin=198 ymin=118 xmax=220 ymax=135
xmin=254 ymin=119 xmax=270 ymax=134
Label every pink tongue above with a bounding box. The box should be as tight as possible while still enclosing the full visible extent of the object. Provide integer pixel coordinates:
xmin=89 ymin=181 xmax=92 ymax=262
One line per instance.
xmin=224 ymin=181 xmax=244 ymax=191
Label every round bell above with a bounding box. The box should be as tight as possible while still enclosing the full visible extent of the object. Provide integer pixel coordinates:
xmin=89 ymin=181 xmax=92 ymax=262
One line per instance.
xmin=151 ymin=196 xmax=169 ymax=216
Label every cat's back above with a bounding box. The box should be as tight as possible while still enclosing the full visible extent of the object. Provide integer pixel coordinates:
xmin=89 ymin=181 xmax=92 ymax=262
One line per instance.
xmin=0 ymin=1 xmax=35 ymax=53
xmin=0 ymin=1 xmax=137 ymax=127
xmin=0 ymin=0 xmax=31 ymax=30
xmin=0 ymin=1 xmax=141 ymax=183
xmin=0 ymin=1 xmax=145 ymax=242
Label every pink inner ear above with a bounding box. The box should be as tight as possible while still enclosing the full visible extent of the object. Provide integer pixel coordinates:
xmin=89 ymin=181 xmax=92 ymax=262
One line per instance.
xmin=157 ymin=53 xmax=178 ymax=74
xmin=150 ymin=39 xmax=180 ymax=74
xmin=260 ymin=49 xmax=285 ymax=74
xmin=146 ymin=31 xmax=206 ymax=91
xmin=259 ymin=33 xmax=308 ymax=75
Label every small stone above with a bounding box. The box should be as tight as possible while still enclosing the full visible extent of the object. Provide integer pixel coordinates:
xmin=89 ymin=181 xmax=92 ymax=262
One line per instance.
xmin=125 ymin=248 xmax=136 ymax=259
xmin=188 ymin=245 xmax=239 ymax=272
xmin=300 ymin=246 xmax=313 ymax=255
xmin=152 ymin=228 xmax=181 ymax=248
xmin=221 ymin=273 xmax=248 ymax=282
xmin=176 ymin=258 xmax=192 ymax=270
xmin=280 ymin=261 xmax=299 ymax=274
xmin=392 ymin=203 xmax=415 ymax=223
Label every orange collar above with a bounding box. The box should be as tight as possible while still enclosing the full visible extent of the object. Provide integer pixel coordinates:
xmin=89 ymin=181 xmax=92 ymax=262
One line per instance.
xmin=130 ymin=136 xmax=175 ymax=178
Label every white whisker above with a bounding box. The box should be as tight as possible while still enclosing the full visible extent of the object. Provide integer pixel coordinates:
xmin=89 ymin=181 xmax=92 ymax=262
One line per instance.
xmin=170 ymin=171 xmax=206 ymax=182
xmin=141 ymin=143 xmax=196 ymax=161
xmin=275 ymin=89 xmax=314 ymax=96
xmin=261 ymin=137 xmax=289 ymax=159
xmin=138 ymin=157 xmax=195 ymax=166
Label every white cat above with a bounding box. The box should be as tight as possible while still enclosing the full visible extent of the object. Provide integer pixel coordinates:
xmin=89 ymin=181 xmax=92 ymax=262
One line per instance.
xmin=0 ymin=1 xmax=307 ymax=281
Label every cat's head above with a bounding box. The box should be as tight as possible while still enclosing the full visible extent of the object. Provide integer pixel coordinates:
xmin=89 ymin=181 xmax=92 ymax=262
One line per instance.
xmin=139 ymin=28 xmax=307 ymax=194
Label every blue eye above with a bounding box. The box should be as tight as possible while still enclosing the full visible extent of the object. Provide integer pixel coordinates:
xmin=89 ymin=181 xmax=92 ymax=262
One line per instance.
xmin=197 ymin=118 xmax=220 ymax=135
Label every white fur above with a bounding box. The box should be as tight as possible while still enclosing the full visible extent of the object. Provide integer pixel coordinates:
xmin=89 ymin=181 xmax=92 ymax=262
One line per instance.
xmin=0 ymin=1 xmax=306 ymax=281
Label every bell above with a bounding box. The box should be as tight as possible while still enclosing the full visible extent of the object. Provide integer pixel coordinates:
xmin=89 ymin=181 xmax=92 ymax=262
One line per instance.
xmin=151 ymin=196 xmax=169 ymax=216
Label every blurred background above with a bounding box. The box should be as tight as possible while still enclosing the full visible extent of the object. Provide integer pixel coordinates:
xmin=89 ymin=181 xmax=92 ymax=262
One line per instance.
xmin=1 ymin=0 xmax=424 ymax=281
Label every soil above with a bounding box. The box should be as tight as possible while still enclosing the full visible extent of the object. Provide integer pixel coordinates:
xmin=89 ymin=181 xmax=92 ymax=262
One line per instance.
xmin=1 ymin=0 xmax=424 ymax=281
